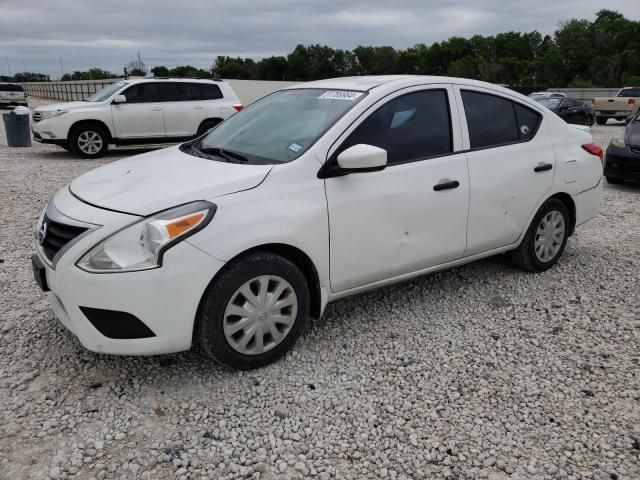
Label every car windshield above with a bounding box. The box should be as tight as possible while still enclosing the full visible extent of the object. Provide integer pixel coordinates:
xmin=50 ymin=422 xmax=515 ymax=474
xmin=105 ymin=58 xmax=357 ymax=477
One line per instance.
xmin=536 ymin=98 xmax=562 ymax=109
xmin=187 ymin=88 xmax=366 ymax=164
xmin=0 ymin=84 xmax=24 ymax=92
xmin=86 ymin=82 xmax=127 ymax=102
xmin=618 ymin=88 xmax=640 ymax=98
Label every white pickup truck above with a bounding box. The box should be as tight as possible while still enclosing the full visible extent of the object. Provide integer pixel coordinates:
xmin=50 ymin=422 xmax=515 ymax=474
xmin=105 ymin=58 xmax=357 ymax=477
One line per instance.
xmin=32 ymin=78 xmax=243 ymax=158
xmin=593 ymin=87 xmax=640 ymax=125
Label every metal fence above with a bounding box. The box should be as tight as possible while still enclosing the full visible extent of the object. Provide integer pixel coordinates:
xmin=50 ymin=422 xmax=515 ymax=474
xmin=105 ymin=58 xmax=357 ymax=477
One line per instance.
xmin=22 ymin=79 xmax=119 ymax=101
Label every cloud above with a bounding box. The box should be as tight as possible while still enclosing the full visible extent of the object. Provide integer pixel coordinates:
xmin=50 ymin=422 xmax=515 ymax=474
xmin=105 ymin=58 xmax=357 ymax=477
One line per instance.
xmin=0 ymin=0 xmax=638 ymax=77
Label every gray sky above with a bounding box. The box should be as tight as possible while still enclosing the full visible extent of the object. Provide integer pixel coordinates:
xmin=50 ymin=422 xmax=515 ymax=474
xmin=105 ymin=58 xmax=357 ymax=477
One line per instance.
xmin=1 ymin=0 xmax=639 ymax=78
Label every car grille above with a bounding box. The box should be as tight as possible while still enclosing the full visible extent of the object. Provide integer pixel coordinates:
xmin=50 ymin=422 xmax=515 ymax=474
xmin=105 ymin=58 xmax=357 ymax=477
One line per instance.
xmin=40 ymin=214 xmax=89 ymax=261
xmin=32 ymin=112 xmax=42 ymax=123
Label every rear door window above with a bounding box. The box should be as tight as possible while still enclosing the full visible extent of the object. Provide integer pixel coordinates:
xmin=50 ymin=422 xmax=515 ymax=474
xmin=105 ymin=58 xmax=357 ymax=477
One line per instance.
xmin=160 ymin=82 xmax=200 ymax=102
xmin=461 ymin=90 xmax=541 ymax=148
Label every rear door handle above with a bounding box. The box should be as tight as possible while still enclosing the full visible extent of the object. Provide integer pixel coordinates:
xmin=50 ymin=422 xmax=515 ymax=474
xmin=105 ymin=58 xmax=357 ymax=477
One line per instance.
xmin=194 ymin=106 xmax=204 ymax=110
xmin=151 ymin=106 xmax=162 ymax=111
xmin=433 ymin=180 xmax=460 ymax=191
xmin=534 ymin=163 xmax=553 ymax=172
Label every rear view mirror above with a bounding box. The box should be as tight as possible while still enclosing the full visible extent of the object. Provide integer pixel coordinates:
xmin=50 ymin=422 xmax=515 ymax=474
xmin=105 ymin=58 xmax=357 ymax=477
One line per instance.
xmin=336 ymin=144 xmax=387 ymax=172
xmin=112 ymin=94 xmax=126 ymax=104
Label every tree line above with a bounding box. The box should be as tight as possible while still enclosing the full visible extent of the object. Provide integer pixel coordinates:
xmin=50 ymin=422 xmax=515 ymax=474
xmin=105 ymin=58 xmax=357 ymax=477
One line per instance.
xmin=2 ymin=10 xmax=638 ymax=87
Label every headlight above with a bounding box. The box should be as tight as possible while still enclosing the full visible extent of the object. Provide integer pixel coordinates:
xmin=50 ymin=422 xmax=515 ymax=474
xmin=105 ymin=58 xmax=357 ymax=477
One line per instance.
xmin=77 ymin=201 xmax=216 ymax=273
xmin=39 ymin=110 xmax=68 ymax=120
xmin=610 ymin=137 xmax=625 ymax=148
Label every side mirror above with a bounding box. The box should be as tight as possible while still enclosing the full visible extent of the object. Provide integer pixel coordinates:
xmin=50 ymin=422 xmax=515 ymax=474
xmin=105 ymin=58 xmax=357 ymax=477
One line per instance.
xmin=112 ymin=94 xmax=126 ymax=104
xmin=336 ymin=144 xmax=387 ymax=172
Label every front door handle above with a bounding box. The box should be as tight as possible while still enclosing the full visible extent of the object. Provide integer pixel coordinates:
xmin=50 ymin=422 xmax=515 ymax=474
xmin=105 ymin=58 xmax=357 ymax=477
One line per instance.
xmin=151 ymin=106 xmax=162 ymax=111
xmin=534 ymin=163 xmax=553 ymax=172
xmin=433 ymin=180 xmax=460 ymax=191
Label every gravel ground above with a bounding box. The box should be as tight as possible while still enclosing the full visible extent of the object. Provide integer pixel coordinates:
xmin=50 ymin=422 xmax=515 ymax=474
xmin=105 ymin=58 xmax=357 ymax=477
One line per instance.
xmin=0 ymin=99 xmax=638 ymax=480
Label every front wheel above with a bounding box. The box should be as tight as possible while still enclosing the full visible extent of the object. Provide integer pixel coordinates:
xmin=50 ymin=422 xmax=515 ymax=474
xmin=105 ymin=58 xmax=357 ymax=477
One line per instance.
xmin=510 ymin=198 xmax=570 ymax=272
xmin=197 ymin=252 xmax=310 ymax=369
xmin=69 ymin=124 xmax=108 ymax=159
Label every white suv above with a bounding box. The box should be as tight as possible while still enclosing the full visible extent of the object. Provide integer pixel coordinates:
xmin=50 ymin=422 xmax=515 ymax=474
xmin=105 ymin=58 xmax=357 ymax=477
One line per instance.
xmin=31 ymin=78 xmax=242 ymax=158
xmin=0 ymin=82 xmax=28 ymax=107
xmin=32 ymin=76 xmax=603 ymax=369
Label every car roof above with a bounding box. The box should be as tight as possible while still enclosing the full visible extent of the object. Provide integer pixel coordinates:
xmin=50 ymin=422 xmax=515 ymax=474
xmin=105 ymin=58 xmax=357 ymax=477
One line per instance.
xmin=284 ymin=75 xmax=520 ymax=93
xmin=126 ymin=77 xmax=224 ymax=85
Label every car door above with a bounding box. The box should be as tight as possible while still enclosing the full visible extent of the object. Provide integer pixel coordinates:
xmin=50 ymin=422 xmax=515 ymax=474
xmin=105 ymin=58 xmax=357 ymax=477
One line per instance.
xmin=160 ymin=82 xmax=206 ymax=137
xmin=324 ymin=85 xmax=470 ymax=292
xmin=110 ymin=82 xmax=165 ymax=138
xmin=455 ymin=86 xmax=554 ymax=256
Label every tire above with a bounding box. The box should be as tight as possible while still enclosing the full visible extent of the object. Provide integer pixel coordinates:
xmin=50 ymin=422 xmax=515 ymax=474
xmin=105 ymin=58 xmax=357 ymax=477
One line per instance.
xmin=595 ymin=117 xmax=607 ymax=125
xmin=69 ymin=124 xmax=108 ymax=159
xmin=606 ymin=176 xmax=623 ymax=185
xmin=197 ymin=252 xmax=310 ymax=369
xmin=197 ymin=119 xmax=222 ymax=137
xmin=510 ymin=198 xmax=570 ymax=272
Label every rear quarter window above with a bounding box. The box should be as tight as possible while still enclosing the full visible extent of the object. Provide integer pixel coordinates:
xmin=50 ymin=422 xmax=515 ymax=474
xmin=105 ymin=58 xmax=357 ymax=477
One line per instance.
xmin=198 ymin=84 xmax=223 ymax=100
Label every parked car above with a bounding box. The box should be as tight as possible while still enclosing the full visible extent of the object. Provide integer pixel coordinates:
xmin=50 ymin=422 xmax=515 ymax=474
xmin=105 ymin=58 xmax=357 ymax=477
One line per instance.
xmin=0 ymin=82 xmax=28 ymax=107
xmin=528 ymin=91 xmax=566 ymax=100
xmin=535 ymin=97 xmax=594 ymax=126
xmin=604 ymin=111 xmax=640 ymax=184
xmin=593 ymin=87 xmax=640 ymax=124
xmin=32 ymin=76 xmax=603 ymax=369
xmin=31 ymin=78 xmax=243 ymax=158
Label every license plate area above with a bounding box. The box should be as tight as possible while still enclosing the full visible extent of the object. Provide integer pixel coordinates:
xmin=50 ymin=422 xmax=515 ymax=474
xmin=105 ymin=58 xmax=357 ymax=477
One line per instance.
xmin=31 ymin=255 xmax=50 ymax=292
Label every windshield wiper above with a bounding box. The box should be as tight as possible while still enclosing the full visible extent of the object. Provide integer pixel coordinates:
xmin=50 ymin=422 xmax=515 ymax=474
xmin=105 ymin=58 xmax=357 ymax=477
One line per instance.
xmin=197 ymin=145 xmax=248 ymax=163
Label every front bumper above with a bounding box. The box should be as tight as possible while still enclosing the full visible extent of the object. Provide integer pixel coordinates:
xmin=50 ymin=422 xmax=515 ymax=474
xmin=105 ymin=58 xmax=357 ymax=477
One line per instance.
xmin=605 ymin=144 xmax=640 ymax=182
xmin=31 ymin=117 xmax=71 ymax=142
xmin=33 ymin=187 xmax=225 ymax=355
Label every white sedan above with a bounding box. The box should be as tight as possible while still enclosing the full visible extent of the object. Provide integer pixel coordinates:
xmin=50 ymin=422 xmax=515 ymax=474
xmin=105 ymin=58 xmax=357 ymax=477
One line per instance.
xmin=32 ymin=76 xmax=603 ymax=369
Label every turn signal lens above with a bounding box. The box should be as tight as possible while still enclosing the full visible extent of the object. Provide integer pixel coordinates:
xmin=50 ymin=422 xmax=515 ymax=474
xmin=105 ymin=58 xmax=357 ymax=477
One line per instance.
xmin=164 ymin=212 xmax=206 ymax=239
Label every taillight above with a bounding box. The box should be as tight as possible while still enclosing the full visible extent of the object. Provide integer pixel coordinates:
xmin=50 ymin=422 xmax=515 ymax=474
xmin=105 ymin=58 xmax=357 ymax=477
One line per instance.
xmin=582 ymin=143 xmax=604 ymax=166
xmin=591 ymin=98 xmax=595 ymax=105
xmin=628 ymin=98 xmax=636 ymax=106
xmin=232 ymin=103 xmax=244 ymax=112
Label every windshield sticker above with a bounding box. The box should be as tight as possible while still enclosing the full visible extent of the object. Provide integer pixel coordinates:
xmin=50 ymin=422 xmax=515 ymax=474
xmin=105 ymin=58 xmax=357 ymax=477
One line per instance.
xmin=288 ymin=143 xmax=304 ymax=153
xmin=318 ymin=90 xmax=364 ymax=101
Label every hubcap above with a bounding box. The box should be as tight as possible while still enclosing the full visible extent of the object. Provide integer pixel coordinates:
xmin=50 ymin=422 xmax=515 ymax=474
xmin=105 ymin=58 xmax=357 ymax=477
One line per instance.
xmin=77 ymin=131 xmax=103 ymax=154
xmin=223 ymin=275 xmax=298 ymax=356
xmin=534 ymin=210 xmax=565 ymax=263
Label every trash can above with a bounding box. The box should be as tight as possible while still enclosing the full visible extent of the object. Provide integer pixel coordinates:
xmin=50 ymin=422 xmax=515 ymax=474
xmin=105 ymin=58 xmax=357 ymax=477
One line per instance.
xmin=3 ymin=109 xmax=32 ymax=147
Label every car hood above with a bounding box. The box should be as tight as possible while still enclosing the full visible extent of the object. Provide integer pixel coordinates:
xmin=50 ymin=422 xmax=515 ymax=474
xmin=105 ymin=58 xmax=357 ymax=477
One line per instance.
xmin=626 ymin=123 xmax=640 ymax=146
xmin=35 ymin=101 xmax=93 ymax=112
xmin=69 ymin=146 xmax=273 ymax=215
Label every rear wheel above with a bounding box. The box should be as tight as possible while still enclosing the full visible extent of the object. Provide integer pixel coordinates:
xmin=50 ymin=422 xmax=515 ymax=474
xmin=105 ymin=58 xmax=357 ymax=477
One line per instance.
xmin=69 ymin=124 xmax=108 ymax=159
xmin=510 ymin=198 xmax=570 ymax=272
xmin=197 ymin=252 xmax=310 ymax=369
xmin=595 ymin=117 xmax=607 ymax=125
